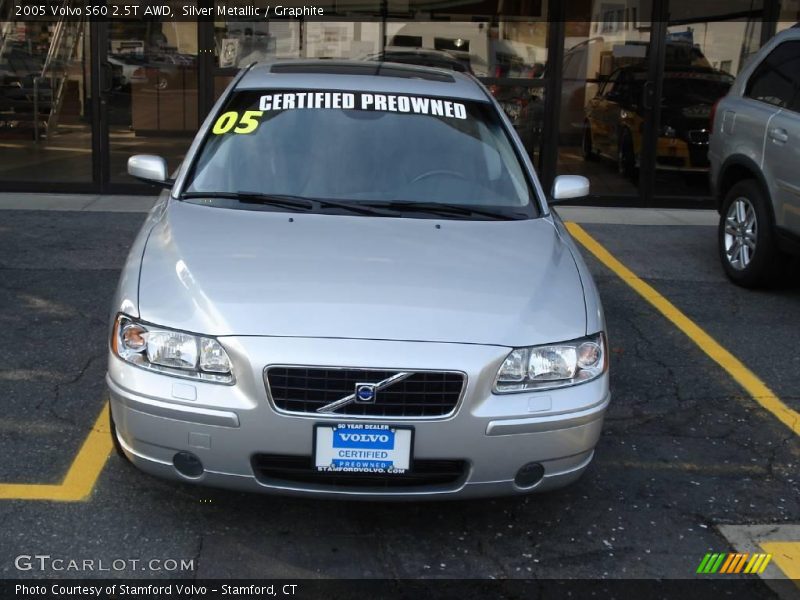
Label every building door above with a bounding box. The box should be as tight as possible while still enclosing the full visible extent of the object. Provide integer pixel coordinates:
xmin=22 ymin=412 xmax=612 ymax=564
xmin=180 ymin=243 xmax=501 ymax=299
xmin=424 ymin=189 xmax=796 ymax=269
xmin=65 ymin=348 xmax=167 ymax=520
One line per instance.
xmin=96 ymin=4 xmax=199 ymax=191
xmin=557 ymin=1 xmax=663 ymax=204
xmin=555 ymin=0 xmax=771 ymax=206
xmin=649 ymin=0 xmax=765 ymax=203
xmin=0 ymin=10 xmax=96 ymax=190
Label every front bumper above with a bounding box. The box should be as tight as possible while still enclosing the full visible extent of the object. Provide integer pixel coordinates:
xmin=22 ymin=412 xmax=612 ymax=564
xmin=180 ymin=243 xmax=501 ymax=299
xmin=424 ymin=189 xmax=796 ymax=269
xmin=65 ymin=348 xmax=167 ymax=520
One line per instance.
xmin=107 ymin=336 xmax=609 ymax=500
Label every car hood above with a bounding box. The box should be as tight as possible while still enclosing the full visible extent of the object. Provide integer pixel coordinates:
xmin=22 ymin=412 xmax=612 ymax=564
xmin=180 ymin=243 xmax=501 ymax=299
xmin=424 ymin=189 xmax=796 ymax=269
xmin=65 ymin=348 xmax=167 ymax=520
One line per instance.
xmin=137 ymin=201 xmax=587 ymax=347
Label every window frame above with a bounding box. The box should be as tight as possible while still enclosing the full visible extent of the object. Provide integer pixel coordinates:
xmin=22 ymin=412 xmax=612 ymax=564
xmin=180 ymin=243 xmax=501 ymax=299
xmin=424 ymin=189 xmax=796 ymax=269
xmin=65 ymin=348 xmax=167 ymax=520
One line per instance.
xmin=744 ymin=40 xmax=800 ymax=112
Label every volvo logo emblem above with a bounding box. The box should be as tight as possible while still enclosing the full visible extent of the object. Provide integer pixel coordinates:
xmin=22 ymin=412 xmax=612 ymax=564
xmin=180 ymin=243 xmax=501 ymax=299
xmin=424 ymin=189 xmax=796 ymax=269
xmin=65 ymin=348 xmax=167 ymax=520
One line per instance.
xmin=316 ymin=372 xmax=412 ymax=413
xmin=355 ymin=383 xmax=377 ymax=404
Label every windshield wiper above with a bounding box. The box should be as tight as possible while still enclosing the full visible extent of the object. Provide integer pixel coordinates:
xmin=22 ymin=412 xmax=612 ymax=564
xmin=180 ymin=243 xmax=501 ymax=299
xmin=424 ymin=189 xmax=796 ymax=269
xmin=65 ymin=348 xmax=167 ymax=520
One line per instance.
xmin=181 ymin=192 xmax=314 ymax=211
xmin=313 ymin=198 xmax=399 ymax=217
xmin=364 ymin=201 xmax=517 ymax=220
xmin=182 ymin=191 xmax=398 ymax=217
xmin=244 ymin=194 xmax=397 ymax=217
xmin=181 ymin=191 xmax=314 ymax=212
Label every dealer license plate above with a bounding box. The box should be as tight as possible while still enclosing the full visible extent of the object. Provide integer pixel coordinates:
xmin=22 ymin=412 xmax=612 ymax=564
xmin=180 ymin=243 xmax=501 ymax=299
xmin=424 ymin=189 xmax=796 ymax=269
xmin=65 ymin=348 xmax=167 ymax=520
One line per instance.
xmin=314 ymin=423 xmax=412 ymax=474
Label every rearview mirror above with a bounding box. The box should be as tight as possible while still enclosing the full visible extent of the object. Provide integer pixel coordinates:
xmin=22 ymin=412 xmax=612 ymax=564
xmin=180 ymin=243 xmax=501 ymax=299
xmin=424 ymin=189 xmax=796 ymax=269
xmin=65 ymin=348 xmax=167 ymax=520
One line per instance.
xmin=551 ymin=175 xmax=590 ymax=203
xmin=127 ymin=155 xmax=173 ymax=189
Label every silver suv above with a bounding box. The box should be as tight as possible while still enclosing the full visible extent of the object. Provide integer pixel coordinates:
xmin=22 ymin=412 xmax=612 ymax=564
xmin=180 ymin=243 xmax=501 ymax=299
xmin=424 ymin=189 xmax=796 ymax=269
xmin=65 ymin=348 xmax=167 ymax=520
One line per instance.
xmin=709 ymin=26 xmax=800 ymax=287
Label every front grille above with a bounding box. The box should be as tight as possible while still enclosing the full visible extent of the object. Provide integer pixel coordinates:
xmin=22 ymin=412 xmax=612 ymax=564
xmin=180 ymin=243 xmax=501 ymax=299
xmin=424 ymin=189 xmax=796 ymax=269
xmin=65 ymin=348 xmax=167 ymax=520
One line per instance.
xmin=252 ymin=454 xmax=468 ymax=488
xmin=266 ymin=367 xmax=465 ymax=418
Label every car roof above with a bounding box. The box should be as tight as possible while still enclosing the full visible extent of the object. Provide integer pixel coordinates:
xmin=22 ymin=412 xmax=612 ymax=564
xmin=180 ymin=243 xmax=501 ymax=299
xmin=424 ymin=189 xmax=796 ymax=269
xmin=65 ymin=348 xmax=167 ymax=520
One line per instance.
xmin=236 ymin=60 xmax=488 ymax=101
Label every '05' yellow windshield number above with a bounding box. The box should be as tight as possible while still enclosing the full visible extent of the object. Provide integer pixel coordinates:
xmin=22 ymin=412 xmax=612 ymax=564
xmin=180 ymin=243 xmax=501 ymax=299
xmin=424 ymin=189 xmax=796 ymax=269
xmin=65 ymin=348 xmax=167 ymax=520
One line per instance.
xmin=212 ymin=110 xmax=263 ymax=135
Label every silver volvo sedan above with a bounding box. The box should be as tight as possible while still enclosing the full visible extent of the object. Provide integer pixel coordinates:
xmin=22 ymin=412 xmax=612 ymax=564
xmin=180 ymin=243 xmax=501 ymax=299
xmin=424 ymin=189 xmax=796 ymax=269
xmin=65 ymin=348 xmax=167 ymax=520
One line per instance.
xmin=107 ymin=60 xmax=609 ymax=499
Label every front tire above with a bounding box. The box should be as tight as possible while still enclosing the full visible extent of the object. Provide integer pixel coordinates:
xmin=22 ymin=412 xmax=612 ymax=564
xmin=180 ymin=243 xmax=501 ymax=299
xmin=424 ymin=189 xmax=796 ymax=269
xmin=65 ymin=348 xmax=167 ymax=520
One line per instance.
xmin=718 ymin=179 xmax=785 ymax=288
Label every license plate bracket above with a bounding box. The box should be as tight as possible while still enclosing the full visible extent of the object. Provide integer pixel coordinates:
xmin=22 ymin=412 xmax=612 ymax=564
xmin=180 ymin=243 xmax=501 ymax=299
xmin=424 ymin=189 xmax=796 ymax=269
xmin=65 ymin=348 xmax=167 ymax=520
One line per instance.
xmin=314 ymin=423 xmax=413 ymax=474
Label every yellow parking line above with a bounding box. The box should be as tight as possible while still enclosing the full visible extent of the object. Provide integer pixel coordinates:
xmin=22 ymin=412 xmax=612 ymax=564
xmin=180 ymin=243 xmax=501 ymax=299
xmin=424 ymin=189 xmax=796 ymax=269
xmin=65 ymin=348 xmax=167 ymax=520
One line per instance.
xmin=0 ymin=404 xmax=112 ymax=501
xmin=566 ymin=222 xmax=800 ymax=437
xmin=760 ymin=542 xmax=799 ymax=582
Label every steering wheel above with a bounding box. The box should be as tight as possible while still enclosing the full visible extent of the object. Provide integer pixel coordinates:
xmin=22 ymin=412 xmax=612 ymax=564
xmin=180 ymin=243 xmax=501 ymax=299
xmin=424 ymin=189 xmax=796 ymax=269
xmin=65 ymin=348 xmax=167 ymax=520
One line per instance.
xmin=410 ymin=170 xmax=468 ymax=184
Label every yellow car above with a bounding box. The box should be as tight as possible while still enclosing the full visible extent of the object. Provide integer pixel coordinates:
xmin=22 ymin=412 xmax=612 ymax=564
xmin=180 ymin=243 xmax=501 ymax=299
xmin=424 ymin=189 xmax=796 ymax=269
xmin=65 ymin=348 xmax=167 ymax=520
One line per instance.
xmin=583 ymin=65 xmax=734 ymax=178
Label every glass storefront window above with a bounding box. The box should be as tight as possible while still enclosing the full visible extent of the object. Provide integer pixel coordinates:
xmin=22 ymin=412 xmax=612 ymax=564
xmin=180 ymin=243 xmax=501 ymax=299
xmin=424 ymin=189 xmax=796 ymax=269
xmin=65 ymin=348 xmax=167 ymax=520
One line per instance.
xmin=212 ymin=2 xmax=385 ymax=103
xmin=215 ymin=21 xmax=384 ymax=67
xmin=211 ymin=12 xmax=550 ymax=166
xmin=386 ymin=19 xmax=548 ymax=163
xmin=656 ymin=0 xmax=762 ymax=198
xmin=212 ymin=0 xmax=384 ymax=68
xmin=384 ymin=20 xmax=548 ymax=77
xmin=1 ymin=2 xmax=793 ymax=198
xmin=0 ymin=20 xmax=92 ymax=182
xmin=212 ymin=20 xmax=383 ymax=105
xmin=106 ymin=3 xmax=199 ymax=183
xmin=558 ymin=12 xmax=651 ymax=197
xmin=559 ymin=0 xmax=764 ymax=201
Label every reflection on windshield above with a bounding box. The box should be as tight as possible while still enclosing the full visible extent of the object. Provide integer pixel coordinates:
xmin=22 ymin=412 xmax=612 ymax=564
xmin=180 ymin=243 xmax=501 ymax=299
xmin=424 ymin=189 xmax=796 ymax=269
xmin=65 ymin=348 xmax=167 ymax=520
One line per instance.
xmin=185 ymin=90 xmax=536 ymax=215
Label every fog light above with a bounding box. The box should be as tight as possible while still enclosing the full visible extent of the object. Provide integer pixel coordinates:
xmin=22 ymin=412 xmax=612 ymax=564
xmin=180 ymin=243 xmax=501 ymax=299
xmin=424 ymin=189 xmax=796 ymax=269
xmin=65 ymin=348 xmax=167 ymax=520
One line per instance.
xmin=514 ymin=462 xmax=545 ymax=489
xmin=173 ymin=451 xmax=204 ymax=478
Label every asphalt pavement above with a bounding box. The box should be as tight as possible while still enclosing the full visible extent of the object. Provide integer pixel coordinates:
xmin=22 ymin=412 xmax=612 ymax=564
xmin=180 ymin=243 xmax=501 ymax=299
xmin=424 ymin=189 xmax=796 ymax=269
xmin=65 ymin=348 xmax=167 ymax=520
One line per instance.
xmin=0 ymin=201 xmax=798 ymax=594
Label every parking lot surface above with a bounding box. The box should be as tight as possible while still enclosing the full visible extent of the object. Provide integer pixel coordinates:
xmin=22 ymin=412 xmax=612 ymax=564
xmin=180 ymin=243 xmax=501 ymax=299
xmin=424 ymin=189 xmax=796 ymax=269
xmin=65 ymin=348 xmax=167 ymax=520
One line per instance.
xmin=0 ymin=204 xmax=797 ymax=590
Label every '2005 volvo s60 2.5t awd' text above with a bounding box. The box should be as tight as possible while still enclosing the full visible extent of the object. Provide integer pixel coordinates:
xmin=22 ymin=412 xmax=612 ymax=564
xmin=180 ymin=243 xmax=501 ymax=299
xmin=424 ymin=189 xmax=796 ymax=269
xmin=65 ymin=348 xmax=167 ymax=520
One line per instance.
xmin=107 ymin=60 xmax=609 ymax=499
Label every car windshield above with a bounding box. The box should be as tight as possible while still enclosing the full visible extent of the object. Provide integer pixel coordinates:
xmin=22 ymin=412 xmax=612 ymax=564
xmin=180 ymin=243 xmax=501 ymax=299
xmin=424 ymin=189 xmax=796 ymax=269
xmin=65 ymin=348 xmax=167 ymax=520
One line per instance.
xmin=183 ymin=89 xmax=538 ymax=219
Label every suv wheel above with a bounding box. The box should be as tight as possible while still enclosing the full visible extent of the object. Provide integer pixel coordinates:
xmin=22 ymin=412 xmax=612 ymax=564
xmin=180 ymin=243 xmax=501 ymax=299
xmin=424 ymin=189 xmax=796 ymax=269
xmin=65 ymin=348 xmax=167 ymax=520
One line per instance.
xmin=718 ymin=179 xmax=785 ymax=287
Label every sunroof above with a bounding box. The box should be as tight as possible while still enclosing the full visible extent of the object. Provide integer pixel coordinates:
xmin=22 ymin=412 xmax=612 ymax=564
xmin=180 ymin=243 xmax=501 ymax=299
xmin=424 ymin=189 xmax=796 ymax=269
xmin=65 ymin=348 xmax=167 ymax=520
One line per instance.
xmin=269 ymin=62 xmax=455 ymax=83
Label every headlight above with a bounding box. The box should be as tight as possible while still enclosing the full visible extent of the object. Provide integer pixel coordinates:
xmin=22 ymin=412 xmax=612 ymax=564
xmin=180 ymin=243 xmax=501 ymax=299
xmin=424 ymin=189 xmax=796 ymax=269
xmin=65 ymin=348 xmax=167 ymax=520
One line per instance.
xmin=111 ymin=315 xmax=233 ymax=384
xmin=493 ymin=333 xmax=607 ymax=393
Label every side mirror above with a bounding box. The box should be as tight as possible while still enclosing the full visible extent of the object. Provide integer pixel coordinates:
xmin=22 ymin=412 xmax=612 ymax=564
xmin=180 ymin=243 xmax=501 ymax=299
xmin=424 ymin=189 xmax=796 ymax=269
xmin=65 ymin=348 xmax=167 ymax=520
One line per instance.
xmin=128 ymin=154 xmax=173 ymax=189
xmin=551 ymin=175 xmax=590 ymax=203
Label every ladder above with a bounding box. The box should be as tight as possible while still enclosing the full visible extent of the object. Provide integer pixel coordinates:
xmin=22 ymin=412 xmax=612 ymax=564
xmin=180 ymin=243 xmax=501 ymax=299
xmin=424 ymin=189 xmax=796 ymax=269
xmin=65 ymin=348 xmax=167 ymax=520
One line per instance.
xmin=0 ymin=0 xmax=16 ymax=62
xmin=33 ymin=0 xmax=85 ymax=140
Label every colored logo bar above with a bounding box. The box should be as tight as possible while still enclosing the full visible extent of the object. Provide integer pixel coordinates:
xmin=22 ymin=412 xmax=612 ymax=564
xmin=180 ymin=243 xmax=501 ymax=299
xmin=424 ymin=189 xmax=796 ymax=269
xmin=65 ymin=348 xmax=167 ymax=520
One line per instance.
xmin=696 ymin=552 xmax=772 ymax=574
